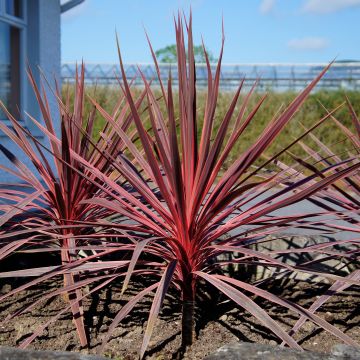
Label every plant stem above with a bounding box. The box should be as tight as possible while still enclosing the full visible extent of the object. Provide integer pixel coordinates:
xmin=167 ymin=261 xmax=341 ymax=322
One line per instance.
xmin=181 ymin=299 xmax=195 ymax=348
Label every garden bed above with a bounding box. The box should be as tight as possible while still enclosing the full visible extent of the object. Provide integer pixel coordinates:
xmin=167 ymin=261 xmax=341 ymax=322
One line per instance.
xmin=0 ymin=278 xmax=358 ymax=359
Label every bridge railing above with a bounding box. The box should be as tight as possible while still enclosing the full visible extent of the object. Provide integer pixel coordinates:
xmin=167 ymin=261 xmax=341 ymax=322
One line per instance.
xmin=61 ymin=62 xmax=360 ymax=91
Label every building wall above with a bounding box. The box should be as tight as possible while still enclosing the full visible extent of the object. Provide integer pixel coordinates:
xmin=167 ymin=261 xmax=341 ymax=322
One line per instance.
xmin=0 ymin=0 xmax=61 ymax=183
xmin=38 ymin=0 xmax=61 ymax=132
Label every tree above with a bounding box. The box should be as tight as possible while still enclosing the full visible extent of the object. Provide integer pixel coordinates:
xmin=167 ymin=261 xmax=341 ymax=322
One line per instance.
xmin=155 ymin=44 xmax=217 ymax=63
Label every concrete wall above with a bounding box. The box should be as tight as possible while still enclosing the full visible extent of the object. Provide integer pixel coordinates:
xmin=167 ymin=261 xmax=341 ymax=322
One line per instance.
xmin=0 ymin=0 xmax=61 ymax=183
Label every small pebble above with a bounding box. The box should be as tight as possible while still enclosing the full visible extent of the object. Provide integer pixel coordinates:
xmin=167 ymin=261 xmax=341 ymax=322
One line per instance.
xmin=269 ymin=340 xmax=277 ymax=346
xmin=220 ymin=315 xmax=228 ymax=322
xmin=325 ymin=312 xmax=334 ymax=322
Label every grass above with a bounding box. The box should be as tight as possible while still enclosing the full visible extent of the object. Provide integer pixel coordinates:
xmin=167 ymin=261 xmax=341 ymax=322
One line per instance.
xmin=62 ymin=85 xmax=360 ymax=167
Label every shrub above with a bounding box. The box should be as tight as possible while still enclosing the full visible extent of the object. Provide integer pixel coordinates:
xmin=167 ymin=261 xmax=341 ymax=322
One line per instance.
xmin=81 ymin=13 xmax=360 ymax=357
xmin=276 ymin=99 xmax=360 ymax=339
xmin=0 ymin=65 xmax=148 ymax=347
xmin=0 ymin=11 xmax=359 ymax=359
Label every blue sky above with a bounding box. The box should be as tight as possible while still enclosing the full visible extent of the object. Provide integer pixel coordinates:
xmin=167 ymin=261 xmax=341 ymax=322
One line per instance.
xmin=61 ymin=0 xmax=360 ymax=64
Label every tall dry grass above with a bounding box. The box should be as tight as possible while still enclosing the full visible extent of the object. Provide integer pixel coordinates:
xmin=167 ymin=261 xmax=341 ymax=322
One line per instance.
xmin=62 ymin=84 xmax=360 ymax=166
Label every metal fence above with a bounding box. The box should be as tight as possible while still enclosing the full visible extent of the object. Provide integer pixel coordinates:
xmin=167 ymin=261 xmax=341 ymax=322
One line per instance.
xmin=61 ymin=62 xmax=360 ymax=91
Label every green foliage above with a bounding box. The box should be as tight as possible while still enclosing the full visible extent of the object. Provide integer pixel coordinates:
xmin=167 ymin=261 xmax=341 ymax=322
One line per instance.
xmin=155 ymin=44 xmax=217 ymax=63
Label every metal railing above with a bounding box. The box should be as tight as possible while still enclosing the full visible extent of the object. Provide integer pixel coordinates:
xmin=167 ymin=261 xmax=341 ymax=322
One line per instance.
xmin=61 ymin=62 xmax=360 ymax=91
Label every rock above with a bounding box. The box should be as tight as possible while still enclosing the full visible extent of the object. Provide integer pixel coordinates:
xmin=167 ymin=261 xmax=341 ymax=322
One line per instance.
xmin=92 ymin=316 xmax=98 ymax=326
xmin=0 ymin=346 xmax=107 ymax=360
xmin=206 ymin=342 xmax=360 ymax=360
xmin=268 ymin=340 xmax=277 ymax=346
xmin=220 ymin=315 xmax=228 ymax=322
xmin=324 ymin=312 xmax=334 ymax=323
xmin=331 ymin=344 xmax=360 ymax=359
xmin=205 ymin=342 xmax=336 ymax=359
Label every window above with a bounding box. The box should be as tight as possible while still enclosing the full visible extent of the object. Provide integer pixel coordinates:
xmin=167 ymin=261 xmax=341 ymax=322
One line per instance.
xmin=5 ymin=0 xmax=23 ymax=18
xmin=0 ymin=0 xmax=25 ymax=120
xmin=0 ymin=22 xmax=20 ymax=118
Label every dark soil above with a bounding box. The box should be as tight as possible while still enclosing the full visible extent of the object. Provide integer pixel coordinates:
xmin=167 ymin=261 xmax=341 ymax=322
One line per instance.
xmin=0 ymin=278 xmax=359 ymax=360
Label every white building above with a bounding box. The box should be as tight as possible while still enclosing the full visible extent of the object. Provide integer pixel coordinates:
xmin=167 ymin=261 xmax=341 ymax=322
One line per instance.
xmin=0 ymin=0 xmax=84 ymax=182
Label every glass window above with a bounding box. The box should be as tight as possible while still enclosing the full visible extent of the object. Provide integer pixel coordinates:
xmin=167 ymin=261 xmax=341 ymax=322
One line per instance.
xmin=5 ymin=0 xmax=22 ymax=18
xmin=0 ymin=21 xmax=20 ymax=119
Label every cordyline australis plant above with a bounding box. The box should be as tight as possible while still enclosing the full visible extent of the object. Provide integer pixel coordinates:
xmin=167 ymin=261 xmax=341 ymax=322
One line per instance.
xmin=271 ymin=99 xmax=360 ymax=245
xmin=275 ymin=99 xmax=360 ymax=339
xmin=0 ymin=65 xmax=150 ymax=347
xmin=296 ymin=99 xmax=360 ymax=234
xmin=75 ymin=14 xmax=360 ymax=357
